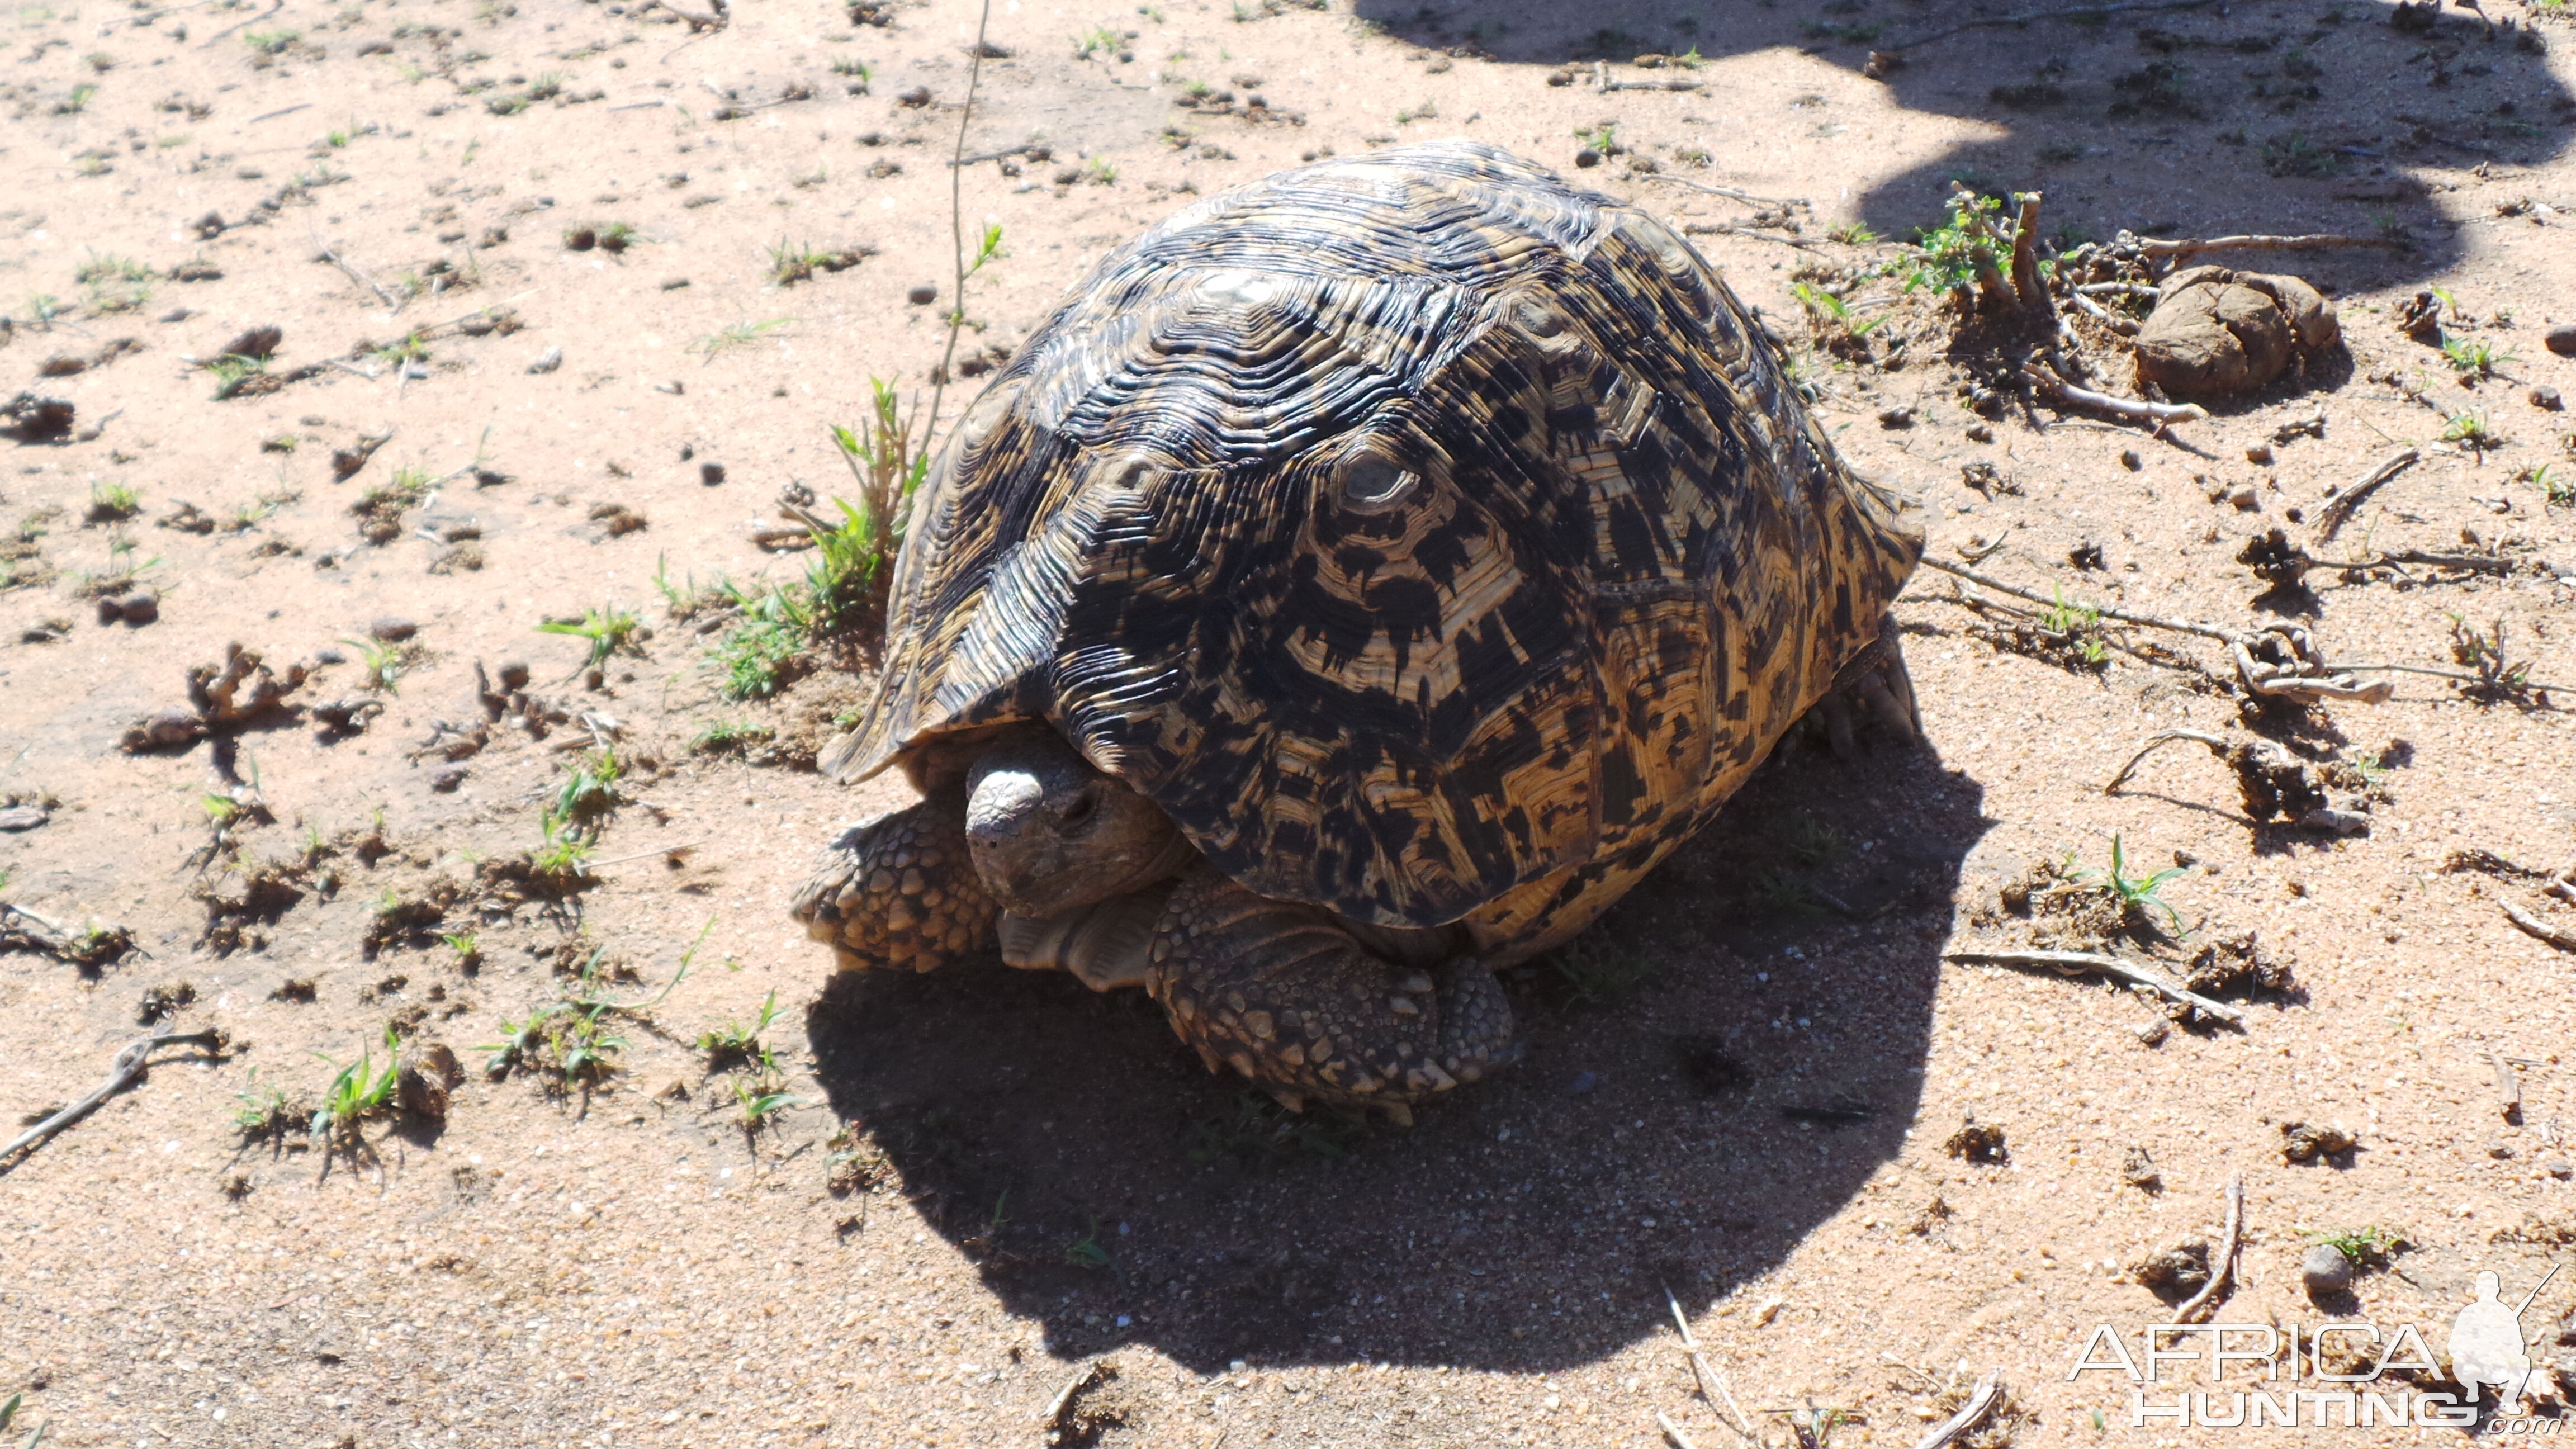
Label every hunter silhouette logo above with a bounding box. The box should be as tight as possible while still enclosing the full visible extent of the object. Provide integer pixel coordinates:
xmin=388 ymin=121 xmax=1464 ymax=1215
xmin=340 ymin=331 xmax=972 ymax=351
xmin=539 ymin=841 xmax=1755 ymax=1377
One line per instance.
xmin=2449 ymin=1266 xmax=2559 ymax=1414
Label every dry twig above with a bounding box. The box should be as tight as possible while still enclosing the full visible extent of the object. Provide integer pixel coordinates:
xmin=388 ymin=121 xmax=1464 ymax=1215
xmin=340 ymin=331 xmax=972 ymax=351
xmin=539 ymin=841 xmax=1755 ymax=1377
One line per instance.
xmin=1657 ymin=1410 xmax=1705 ymax=1449
xmin=2171 ymin=1173 xmax=2245 ymax=1323
xmin=1917 ymin=559 xmax=2237 ymax=641
xmin=1641 ymin=175 xmax=1807 ymax=209
xmin=2135 ymin=233 xmax=2406 ymax=260
xmin=2313 ymin=449 xmax=2421 ymax=541
xmin=1042 ymin=1360 xmax=1115 ymax=1444
xmin=316 ymin=244 xmax=404 ymax=310
xmin=2024 ymin=363 xmax=2210 ymax=426
xmin=1666 ymin=1287 xmax=1759 ymax=1444
xmin=1947 ymin=949 xmax=2247 ymax=1025
xmin=1910 ymin=1373 xmax=2004 ymax=1449
xmin=2 ymin=1029 xmax=226 ymax=1167
xmin=2501 ymin=899 xmax=2576 ymax=953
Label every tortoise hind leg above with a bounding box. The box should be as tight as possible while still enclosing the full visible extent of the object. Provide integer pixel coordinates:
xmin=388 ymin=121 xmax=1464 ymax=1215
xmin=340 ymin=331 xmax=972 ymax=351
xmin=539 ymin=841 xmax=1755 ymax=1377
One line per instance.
xmin=790 ymin=787 xmax=1000 ymax=973
xmin=1144 ymin=866 xmax=1514 ymax=1118
xmin=1802 ymin=614 xmax=1921 ymax=757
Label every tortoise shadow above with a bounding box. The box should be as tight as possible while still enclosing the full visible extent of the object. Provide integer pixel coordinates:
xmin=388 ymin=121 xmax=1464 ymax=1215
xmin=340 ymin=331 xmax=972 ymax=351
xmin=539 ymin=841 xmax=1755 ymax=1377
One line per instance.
xmin=802 ymin=742 xmax=1989 ymax=1372
xmin=1347 ymin=0 xmax=2570 ymax=295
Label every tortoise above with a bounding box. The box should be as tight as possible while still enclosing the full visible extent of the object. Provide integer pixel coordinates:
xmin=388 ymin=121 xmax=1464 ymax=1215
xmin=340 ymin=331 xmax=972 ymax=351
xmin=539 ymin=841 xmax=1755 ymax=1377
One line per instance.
xmin=792 ymin=140 xmax=1922 ymax=1116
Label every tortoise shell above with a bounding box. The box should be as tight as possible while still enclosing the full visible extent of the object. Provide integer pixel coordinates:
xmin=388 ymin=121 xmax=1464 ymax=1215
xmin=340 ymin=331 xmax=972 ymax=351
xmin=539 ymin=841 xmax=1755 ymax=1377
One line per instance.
xmin=822 ymin=140 xmax=1920 ymax=954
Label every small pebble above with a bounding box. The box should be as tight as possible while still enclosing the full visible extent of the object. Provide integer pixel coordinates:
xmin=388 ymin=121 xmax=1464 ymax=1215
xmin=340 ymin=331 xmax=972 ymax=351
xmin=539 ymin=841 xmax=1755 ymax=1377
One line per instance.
xmin=370 ymin=617 xmax=418 ymax=642
xmin=1877 ymin=406 xmax=1915 ymax=429
xmin=315 ymin=648 xmax=348 ymax=666
xmin=907 ymin=283 xmax=939 ymax=305
xmin=120 ymin=591 xmax=159 ymax=625
xmin=700 ymin=462 xmax=727 ymax=486
xmin=2133 ymin=1020 xmax=2169 ymax=1047
xmin=429 ymin=767 xmax=467 ymax=793
xmin=2300 ymin=1244 xmax=2355 ymax=1300
xmin=2226 ymin=484 xmax=2261 ymax=512
xmin=1964 ymin=422 xmax=1993 ymax=443
xmin=528 ymin=346 xmax=564 ymax=375
xmin=0 ymin=804 xmax=49 ymax=831
xmin=496 ymin=660 xmax=532 ymax=691
xmin=1573 ymin=148 xmax=1602 ymax=168
xmin=2543 ymin=1157 xmax=2573 ymax=1181
xmin=1568 ymin=1071 xmax=1598 ymax=1095
xmin=2534 ymin=385 xmax=2564 ymax=411
xmin=2547 ymin=323 xmax=2576 ymax=358
xmin=2119 ymin=449 xmax=2142 ymax=471
xmin=2245 ymin=444 xmax=2274 ymax=465
xmin=659 ymin=277 xmax=690 ymax=291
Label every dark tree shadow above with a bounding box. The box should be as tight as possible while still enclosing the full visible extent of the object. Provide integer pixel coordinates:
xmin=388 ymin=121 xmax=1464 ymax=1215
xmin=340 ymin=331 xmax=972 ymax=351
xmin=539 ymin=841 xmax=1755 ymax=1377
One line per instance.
xmin=1349 ymin=0 xmax=2571 ymax=295
xmin=804 ymin=744 xmax=1988 ymax=1371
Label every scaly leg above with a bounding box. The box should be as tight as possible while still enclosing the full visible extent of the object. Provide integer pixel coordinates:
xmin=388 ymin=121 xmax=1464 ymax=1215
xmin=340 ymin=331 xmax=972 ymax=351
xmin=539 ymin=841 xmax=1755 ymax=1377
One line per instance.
xmin=790 ymin=788 xmax=999 ymax=973
xmin=1803 ymin=614 xmax=1922 ymax=757
xmin=1144 ymin=866 xmax=1514 ymax=1117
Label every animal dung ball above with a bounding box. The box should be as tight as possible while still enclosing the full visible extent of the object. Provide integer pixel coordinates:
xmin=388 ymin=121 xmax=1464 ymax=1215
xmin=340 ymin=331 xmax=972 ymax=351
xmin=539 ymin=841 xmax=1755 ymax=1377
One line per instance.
xmin=2133 ymin=266 xmax=2341 ymax=398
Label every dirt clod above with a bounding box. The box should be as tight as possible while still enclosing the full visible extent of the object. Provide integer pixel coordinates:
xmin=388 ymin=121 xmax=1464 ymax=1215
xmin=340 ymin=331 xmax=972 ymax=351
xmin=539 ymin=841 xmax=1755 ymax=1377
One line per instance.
xmin=2280 ymin=1120 xmax=2357 ymax=1162
xmin=1944 ymin=1117 xmax=2009 ymax=1164
xmin=2130 ymin=1241 xmax=2212 ymax=1303
xmin=2134 ymin=267 xmax=2340 ymax=397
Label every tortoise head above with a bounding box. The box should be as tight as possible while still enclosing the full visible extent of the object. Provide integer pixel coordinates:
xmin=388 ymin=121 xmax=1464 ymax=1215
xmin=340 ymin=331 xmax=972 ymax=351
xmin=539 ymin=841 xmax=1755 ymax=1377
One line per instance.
xmin=963 ymin=727 xmax=1190 ymax=918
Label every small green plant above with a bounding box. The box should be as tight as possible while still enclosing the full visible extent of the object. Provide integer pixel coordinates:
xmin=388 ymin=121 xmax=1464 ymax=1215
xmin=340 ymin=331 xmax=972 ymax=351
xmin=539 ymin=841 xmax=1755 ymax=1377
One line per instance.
xmin=2308 ymin=1224 xmax=2403 ymax=1268
xmin=830 ymin=54 xmax=869 ymax=79
xmin=531 ymin=818 xmax=595 ymax=882
xmin=697 ymin=987 xmax=782 ymax=1069
xmin=2039 ymin=586 xmax=2110 ymax=666
xmin=230 ymin=1068 xmax=299 ymax=1142
xmin=441 ymin=930 xmax=482 ymax=968
xmin=2 ymin=1388 xmax=49 ymax=1449
xmin=311 ymin=1025 xmax=403 ymax=1141
xmin=1074 ymin=23 xmax=1119 ymax=56
xmin=1789 ymin=281 xmax=1886 ymax=340
xmin=58 ymin=81 xmax=96 ymax=112
xmin=1547 ymin=935 xmax=1657 ymax=1006
xmin=692 ymin=316 xmax=792 ymax=359
xmin=1081 ymin=155 xmax=1118 ymax=184
xmin=342 ymin=636 xmax=404 ymax=694
xmin=535 ymin=603 xmax=643 ymax=674
xmin=205 ymin=352 xmax=269 ymax=400
xmin=547 ymin=747 xmax=624 ymax=834
xmin=1187 ymin=1091 xmax=1363 ymax=1164
xmin=1065 ymin=1217 xmax=1112 ymax=1269
xmin=711 ymin=588 xmax=808 ymax=700
xmin=2447 ymin=614 xmax=2531 ymax=703
xmin=2439 ymin=335 xmax=2513 ymax=377
xmin=1903 ymin=187 xmax=2007 ymax=296
xmin=242 ymin=27 xmax=301 ymax=53
xmin=85 ymin=480 xmax=141 ymax=523
xmin=1576 ymin=120 xmax=1617 ymax=154
xmin=690 ymin=718 xmax=774 ymax=755
xmin=1826 ymin=222 xmax=1879 ymax=245
xmin=2261 ymin=131 xmax=2337 ymax=178
xmin=2528 ymin=463 xmax=2574 ymax=509
xmin=2080 ymin=834 xmax=2187 ymax=936
xmin=2441 ymin=410 xmax=2501 ymax=453
xmin=480 ymin=944 xmax=690 ymax=1089
xmin=734 ymin=1077 xmax=804 ymax=1133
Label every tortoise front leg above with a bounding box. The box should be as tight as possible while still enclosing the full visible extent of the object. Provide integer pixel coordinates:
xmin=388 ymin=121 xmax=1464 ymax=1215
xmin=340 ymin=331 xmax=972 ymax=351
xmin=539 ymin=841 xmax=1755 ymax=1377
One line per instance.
xmin=1805 ymin=614 xmax=1922 ymax=757
xmin=790 ymin=788 xmax=1000 ymax=973
xmin=1144 ymin=866 xmax=1515 ymax=1119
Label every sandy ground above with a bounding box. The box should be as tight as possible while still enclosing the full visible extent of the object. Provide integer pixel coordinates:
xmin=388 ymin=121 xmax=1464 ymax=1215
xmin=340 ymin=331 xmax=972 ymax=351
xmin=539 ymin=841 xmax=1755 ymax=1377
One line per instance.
xmin=2 ymin=0 xmax=2575 ymax=1445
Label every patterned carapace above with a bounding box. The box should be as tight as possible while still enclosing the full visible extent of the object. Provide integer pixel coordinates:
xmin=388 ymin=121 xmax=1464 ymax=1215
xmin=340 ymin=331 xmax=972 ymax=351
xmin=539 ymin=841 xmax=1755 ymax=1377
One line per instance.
xmin=822 ymin=140 xmax=1920 ymax=963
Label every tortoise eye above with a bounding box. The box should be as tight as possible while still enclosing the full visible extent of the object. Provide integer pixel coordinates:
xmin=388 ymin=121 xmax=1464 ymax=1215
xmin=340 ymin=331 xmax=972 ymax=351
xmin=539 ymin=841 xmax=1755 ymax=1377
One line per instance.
xmin=1333 ymin=455 xmax=1419 ymax=514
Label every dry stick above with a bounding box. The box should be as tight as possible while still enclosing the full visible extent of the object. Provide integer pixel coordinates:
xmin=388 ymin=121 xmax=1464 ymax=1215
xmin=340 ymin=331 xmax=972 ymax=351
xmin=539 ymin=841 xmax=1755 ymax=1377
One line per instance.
xmin=1042 ymin=1361 xmax=1115 ymax=1443
xmin=2105 ymin=729 xmax=2230 ymax=794
xmin=1664 ymin=1287 xmax=1759 ymax=1444
xmin=2324 ymin=660 xmax=2576 ymax=693
xmin=1680 ymin=223 xmax=1827 ymax=252
xmin=2064 ymin=291 xmax=2138 ymax=335
xmin=1910 ymin=1374 xmax=2004 ymax=1449
xmin=584 ymin=838 xmax=708 ymax=869
xmin=2172 ymin=1173 xmax=2246 ymax=1325
xmin=1889 ymin=0 xmax=2213 ymax=49
xmin=1917 ymin=558 xmax=2241 ymax=642
xmin=319 ymin=245 xmax=403 ymax=310
xmin=2501 ymin=899 xmax=2576 ymax=952
xmin=196 ymin=0 xmax=282 ymax=47
xmin=1945 ymin=949 xmax=2248 ymax=1025
xmin=1 ymin=1029 xmax=225 ymax=1164
xmin=1656 ymin=1411 xmax=1705 ymax=1449
xmin=1641 ymin=174 xmax=1808 ymax=209
xmin=2313 ymin=448 xmax=2421 ymax=541
xmin=922 ymin=0 xmax=997 ymax=452
xmin=2135 ymin=233 xmax=2405 ymax=260
xmin=2024 ymin=364 xmax=2210 ymax=426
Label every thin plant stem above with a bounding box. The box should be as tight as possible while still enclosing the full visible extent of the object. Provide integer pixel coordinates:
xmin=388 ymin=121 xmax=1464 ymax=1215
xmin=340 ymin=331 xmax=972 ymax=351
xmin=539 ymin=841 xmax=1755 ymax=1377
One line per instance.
xmin=925 ymin=0 xmax=996 ymax=453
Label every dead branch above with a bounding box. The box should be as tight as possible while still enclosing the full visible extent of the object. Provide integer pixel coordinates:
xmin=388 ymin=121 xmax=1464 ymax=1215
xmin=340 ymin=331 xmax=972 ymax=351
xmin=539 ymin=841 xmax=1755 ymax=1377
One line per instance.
xmin=1656 ymin=1411 xmax=1704 ymax=1449
xmin=2312 ymin=449 xmax=2419 ymax=541
xmin=2324 ymin=660 xmax=2576 ymax=694
xmin=2064 ymin=291 xmax=2140 ymax=335
xmin=2135 ymin=233 xmax=2405 ymax=261
xmin=2024 ymin=363 xmax=2210 ymax=426
xmin=2501 ymin=899 xmax=2576 ymax=953
xmin=1916 ymin=558 xmax=2240 ymax=641
xmin=1 ymin=1029 xmax=226 ymax=1166
xmin=1641 ymin=175 xmax=1807 ymax=209
xmin=316 ymin=244 xmax=403 ymax=310
xmin=1680 ymin=222 xmax=1829 ymax=252
xmin=1945 ymin=949 xmax=2248 ymax=1025
xmin=0 ymin=901 xmax=73 ymax=955
xmin=1889 ymin=0 xmax=2214 ymax=49
xmin=2105 ymin=730 xmax=2232 ymax=794
xmin=1665 ymin=1287 xmax=1759 ymax=1443
xmin=1910 ymin=1373 xmax=2004 ymax=1449
xmin=1042 ymin=1360 xmax=1115 ymax=1444
xmin=2172 ymin=1174 xmax=2245 ymax=1324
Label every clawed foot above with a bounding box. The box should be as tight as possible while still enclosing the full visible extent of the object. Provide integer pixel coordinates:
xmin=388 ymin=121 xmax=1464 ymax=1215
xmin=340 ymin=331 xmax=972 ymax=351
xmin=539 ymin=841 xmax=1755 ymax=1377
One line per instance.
xmin=1798 ymin=617 xmax=1921 ymax=757
xmin=790 ymin=788 xmax=1001 ymax=973
xmin=1145 ymin=867 xmax=1516 ymax=1117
